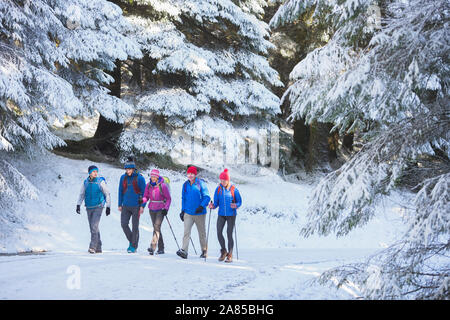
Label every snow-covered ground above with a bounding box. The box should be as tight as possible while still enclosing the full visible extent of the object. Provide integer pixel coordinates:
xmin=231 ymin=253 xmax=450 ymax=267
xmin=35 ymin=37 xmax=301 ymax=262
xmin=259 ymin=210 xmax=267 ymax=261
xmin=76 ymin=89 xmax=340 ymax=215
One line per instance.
xmin=0 ymin=153 xmax=408 ymax=299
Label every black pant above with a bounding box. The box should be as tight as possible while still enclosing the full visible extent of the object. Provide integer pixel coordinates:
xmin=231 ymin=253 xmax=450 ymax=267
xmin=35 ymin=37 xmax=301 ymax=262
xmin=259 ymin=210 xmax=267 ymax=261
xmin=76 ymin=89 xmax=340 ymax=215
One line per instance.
xmin=217 ymin=215 xmax=236 ymax=252
xmin=121 ymin=206 xmax=140 ymax=249
xmin=149 ymin=210 xmax=165 ymax=251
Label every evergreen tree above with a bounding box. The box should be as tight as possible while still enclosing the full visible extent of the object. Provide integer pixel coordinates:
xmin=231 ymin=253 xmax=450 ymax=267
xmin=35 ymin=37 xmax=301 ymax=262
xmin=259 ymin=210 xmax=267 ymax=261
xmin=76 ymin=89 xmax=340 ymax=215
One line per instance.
xmin=272 ymin=0 xmax=449 ymax=299
xmin=112 ymin=0 xmax=283 ymax=157
xmin=0 ymin=0 xmax=141 ymax=207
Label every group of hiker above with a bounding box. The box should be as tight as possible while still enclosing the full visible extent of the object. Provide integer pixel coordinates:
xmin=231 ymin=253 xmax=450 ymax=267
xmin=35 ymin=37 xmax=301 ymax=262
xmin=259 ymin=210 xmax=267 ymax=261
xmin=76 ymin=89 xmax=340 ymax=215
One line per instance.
xmin=76 ymin=158 xmax=242 ymax=263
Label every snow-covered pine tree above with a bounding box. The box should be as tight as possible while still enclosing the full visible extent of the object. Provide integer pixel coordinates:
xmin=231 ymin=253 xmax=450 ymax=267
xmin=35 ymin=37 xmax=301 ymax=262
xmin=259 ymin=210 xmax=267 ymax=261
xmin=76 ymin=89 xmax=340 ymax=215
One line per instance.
xmin=0 ymin=0 xmax=141 ymax=209
xmin=114 ymin=0 xmax=283 ymax=159
xmin=271 ymin=0 xmax=449 ymax=299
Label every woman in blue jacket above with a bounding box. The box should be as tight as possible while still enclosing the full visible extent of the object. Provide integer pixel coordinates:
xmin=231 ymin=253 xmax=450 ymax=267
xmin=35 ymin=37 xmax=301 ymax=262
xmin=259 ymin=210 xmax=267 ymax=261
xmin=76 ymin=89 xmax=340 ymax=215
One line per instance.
xmin=209 ymin=169 xmax=242 ymax=263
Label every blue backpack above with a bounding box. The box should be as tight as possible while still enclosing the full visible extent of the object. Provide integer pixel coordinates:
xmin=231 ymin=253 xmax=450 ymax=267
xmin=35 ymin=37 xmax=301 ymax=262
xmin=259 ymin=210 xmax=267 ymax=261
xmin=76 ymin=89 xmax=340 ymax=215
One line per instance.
xmin=84 ymin=177 xmax=106 ymax=208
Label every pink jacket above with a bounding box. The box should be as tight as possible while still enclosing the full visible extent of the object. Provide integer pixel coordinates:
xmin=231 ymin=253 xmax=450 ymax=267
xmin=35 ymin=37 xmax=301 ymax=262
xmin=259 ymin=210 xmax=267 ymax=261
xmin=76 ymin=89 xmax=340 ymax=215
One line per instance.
xmin=142 ymin=177 xmax=171 ymax=211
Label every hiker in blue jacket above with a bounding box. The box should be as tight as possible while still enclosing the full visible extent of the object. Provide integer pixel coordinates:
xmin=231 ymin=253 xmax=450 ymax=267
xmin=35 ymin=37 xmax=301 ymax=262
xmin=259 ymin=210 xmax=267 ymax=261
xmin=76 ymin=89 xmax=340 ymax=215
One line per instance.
xmin=209 ymin=169 xmax=242 ymax=263
xmin=118 ymin=158 xmax=146 ymax=253
xmin=176 ymin=166 xmax=211 ymax=259
xmin=76 ymin=165 xmax=111 ymax=254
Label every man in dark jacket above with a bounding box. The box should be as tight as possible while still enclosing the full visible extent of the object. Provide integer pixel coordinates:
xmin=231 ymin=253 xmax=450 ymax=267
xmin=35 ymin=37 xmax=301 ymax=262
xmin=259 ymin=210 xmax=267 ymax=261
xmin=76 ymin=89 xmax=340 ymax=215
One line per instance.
xmin=118 ymin=158 xmax=146 ymax=253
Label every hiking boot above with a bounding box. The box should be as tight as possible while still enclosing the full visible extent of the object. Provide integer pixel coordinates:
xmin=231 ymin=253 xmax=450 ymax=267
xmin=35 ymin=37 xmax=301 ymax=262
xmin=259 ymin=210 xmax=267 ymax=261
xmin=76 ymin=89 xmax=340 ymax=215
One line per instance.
xmin=225 ymin=252 xmax=233 ymax=263
xmin=88 ymin=248 xmax=96 ymax=254
xmin=200 ymin=250 xmax=207 ymax=259
xmin=157 ymin=249 xmax=165 ymax=255
xmin=95 ymin=249 xmax=102 ymax=253
xmin=218 ymin=249 xmax=227 ymax=261
xmin=128 ymin=246 xmax=136 ymax=253
xmin=176 ymin=249 xmax=188 ymax=259
xmin=147 ymin=247 xmax=154 ymax=255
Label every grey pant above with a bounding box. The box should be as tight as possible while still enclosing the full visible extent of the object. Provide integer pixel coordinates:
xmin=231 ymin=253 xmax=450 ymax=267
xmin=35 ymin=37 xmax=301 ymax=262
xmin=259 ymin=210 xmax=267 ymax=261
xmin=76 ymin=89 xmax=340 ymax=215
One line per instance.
xmin=182 ymin=214 xmax=207 ymax=253
xmin=217 ymin=215 xmax=236 ymax=252
xmin=121 ymin=206 xmax=140 ymax=249
xmin=149 ymin=210 xmax=165 ymax=251
xmin=87 ymin=207 xmax=103 ymax=251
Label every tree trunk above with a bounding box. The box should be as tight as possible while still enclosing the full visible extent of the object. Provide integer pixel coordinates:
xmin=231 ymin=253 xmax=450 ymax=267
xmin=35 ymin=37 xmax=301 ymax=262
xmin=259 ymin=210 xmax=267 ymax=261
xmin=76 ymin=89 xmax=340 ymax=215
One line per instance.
xmin=94 ymin=59 xmax=123 ymax=139
xmin=306 ymin=121 xmax=335 ymax=172
xmin=292 ymin=117 xmax=309 ymax=158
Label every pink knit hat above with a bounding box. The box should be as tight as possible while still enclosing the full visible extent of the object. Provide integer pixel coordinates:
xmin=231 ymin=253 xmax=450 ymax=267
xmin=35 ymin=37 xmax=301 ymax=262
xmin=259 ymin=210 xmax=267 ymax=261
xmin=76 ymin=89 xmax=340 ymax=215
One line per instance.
xmin=150 ymin=169 xmax=160 ymax=177
xmin=219 ymin=168 xmax=230 ymax=181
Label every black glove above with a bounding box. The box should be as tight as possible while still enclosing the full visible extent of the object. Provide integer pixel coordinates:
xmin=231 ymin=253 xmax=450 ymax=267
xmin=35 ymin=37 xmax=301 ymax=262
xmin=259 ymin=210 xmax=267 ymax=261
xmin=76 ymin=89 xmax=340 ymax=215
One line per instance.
xmin=195 ymin=206 xmax=204 ymax=214
xmin=162 ymin=209 xmax=168 ymax=216
xmin=180 ymin=211 xmax=185 ymax=222
xmin=106 ymin=207 xmax=110 ymax=216
xmin=76 ymin=205 xmax=80 ymax=214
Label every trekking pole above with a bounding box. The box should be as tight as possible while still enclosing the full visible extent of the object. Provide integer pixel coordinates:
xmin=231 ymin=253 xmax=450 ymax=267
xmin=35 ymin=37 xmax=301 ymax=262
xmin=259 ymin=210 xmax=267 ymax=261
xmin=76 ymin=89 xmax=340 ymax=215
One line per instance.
xmin=205 ymin=201 xmax=213 ymax=262
xmin=165 ymin=216 xmax=180 ymax=250
xmin=233 ymin=199 xmax=239 ymax=261
xmin=234 ymin=219 xmax=239 ymax=260
xmin=190 ymin=237 xmax=197 ymax=255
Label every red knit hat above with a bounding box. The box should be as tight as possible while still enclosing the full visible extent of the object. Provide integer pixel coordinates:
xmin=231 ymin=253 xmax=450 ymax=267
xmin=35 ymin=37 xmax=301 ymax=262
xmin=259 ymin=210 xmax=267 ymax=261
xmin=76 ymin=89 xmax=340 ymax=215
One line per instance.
xmin=187 ymin=166 xmax=197 ymax=175
xmin=219 ymin=168 xmax=230 ymax=181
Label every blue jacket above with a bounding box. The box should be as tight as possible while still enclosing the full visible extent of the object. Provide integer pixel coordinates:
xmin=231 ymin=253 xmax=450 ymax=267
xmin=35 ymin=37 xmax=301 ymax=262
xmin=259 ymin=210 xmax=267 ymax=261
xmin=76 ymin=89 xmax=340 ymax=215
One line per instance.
xmin=213 ymin=184 xmax=242 ymax=216
xmin=118 ymin=171 xmax=146 ymax=207
xmin=182 ymin=178 xmax=210 ymax=215
xmin=79 ymin=177 xmax=109 ymax=209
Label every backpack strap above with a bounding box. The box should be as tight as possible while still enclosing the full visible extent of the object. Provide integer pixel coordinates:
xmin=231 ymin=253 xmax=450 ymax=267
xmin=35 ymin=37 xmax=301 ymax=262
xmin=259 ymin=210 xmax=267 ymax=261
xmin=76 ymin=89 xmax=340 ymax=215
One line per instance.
xmin=122 ymin=176 xmax=128 ymax=193
xmin=132 ymin=175 xmax=141 ymax=194
xmin=122 ymin=174 xmax=141 ymax=194
xmin=218 ymin=184 xmax=236 ymax=203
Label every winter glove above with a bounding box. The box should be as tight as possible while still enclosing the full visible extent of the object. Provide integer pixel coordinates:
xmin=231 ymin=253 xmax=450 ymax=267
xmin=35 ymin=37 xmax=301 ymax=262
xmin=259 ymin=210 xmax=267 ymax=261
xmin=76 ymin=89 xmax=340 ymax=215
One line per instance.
xmin=106 ymin=207 xmax=110 ymax=216
xmin=76 ymin=205 xmax=80 ymax=214
xmin=162 ymin=209 xmax=168 ymax=216
xmin=195 ymin=206 xmax=204 ymax=214
xmin=180 ymin=211 xmax=185 ymax=222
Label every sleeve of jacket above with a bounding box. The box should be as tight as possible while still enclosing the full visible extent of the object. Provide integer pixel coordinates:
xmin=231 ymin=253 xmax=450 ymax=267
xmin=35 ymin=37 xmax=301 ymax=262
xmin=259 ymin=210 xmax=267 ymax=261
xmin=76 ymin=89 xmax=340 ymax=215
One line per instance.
xmin=234 ymin=187 xmax=242 ymax=208
xmin=181 ymin=181 xmax=186 ymax=212
xmin=100 ymin=180 xmax=111 ymax=208
xmin=213 ymin=186 xmax=219 ymax=209
xmin=138 ymin=175 xmax=146 ymax=207
xmin=161 ymin=183 xmax=171 ymax=210
xmin=142 ymin=183 xmax=150 ymax=205
xmin=77 ymin=181 xmax=86 ymax=206
xmin=200 ymin=181 xmax=211 ymax=208
xmin=118 ymin=175 xmax=124 ymax=207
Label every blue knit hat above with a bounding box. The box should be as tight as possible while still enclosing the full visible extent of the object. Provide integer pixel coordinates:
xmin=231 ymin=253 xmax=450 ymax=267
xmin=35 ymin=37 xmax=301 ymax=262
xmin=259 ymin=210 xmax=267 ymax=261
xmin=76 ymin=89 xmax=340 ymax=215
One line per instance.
xmin=88 ymin=165 xmax=98 ymax=174
xmin=124 ymin=157 xmax=136 ymax=169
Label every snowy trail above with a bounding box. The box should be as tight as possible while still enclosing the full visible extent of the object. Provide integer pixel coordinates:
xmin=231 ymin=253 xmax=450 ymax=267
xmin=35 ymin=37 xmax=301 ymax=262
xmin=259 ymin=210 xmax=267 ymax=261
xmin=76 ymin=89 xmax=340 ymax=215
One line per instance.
xmin=0 ymin=248 xmax=371 ymax=300
xmin=0 ymin=153 xmax=407 ymax=299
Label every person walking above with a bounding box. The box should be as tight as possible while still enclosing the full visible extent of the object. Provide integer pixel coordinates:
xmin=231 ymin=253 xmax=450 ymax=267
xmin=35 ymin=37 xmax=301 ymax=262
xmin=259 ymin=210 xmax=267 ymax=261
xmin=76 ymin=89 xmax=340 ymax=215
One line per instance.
xmin=118 ymin=158 xmax=146 ymax=253
xmin=142 ymin=169 xmax=171 ymax=255
xmin=176 ymin=166 xmax=210 ymax=259
xmin=76 ymin=165 xmax=111 ymax=254
xmin=208 ymin=169 xmax=242 ymax=263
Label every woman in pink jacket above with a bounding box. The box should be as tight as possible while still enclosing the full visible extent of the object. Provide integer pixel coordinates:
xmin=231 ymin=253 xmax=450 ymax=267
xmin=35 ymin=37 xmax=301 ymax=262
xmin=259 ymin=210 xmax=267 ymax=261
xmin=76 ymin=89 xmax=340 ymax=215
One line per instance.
xmin=142 ymin=169 xmax=171 ymax=255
